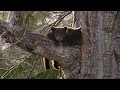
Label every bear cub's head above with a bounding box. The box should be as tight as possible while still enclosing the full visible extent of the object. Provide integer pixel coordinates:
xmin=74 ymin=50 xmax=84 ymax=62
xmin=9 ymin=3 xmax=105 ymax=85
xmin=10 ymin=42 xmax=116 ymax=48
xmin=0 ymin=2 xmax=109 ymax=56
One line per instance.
xmin=47 ymin=26 xmax=82 ymax=46
xmin=51 ymin=27 xmax=67 ymax=42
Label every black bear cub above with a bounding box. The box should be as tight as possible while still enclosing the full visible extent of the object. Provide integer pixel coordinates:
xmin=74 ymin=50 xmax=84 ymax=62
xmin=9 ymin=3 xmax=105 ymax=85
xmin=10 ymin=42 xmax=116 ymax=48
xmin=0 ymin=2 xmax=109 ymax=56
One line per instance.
xmin=47 ymin=27 xmax=67 ymax=46
xmin=47 ymin=26 xmax=82 ymax=46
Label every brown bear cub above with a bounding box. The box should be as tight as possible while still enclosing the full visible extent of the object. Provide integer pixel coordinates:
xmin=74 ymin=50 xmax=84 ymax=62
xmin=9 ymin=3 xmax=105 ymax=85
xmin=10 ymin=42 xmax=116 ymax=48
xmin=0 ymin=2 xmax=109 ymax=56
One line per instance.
xmin=47 ymin=26 xmax=82 ymax=46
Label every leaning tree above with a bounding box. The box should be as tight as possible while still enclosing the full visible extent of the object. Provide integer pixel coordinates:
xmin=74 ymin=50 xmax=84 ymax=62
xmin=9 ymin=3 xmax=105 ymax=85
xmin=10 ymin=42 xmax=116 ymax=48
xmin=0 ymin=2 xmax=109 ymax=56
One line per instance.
xmin=0 ymin=11 xmax=120 ymax=79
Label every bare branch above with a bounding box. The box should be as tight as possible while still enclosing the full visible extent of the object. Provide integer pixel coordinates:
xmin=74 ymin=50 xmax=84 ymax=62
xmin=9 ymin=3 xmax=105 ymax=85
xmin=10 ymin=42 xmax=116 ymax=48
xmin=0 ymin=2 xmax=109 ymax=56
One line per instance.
xmin=0 ymin=54 xmax=31 ymax=79
xmin=27 ymin=58 xmax=37 ymax=79
xmin=0 ymin=54 xmax=31 ymax=61
xmin=54 ymin=11 xmax=72 ymax=26
xmin=39 ymin=11 xmax=72 ymax=34
xmin=9 ymin=11 xmax=24 ymax=26
xmin=1 ymin=55 xmax=30 ymax=79
xmin=32 ymin=11 xmax=38 ymax=16
xmin=6 ymin=11 xmax=11 ymax=22
xmin=11 ymin=26 xmax=27 ymax=45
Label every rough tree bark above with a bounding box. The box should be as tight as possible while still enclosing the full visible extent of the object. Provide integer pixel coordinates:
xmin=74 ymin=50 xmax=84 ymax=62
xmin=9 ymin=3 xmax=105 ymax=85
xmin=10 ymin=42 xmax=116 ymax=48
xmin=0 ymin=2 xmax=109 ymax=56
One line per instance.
xmin=0 ymin=11 xmax=120 ymax=79
xmin=78 ymin=11 xmax=120 ymax=79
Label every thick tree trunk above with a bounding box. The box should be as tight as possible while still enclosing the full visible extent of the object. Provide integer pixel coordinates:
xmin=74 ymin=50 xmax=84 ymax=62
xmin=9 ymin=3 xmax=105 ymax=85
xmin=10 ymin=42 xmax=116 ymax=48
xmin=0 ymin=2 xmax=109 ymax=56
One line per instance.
xmin=77 ymin=11 xmax=120 ymax=79
xmin=0 ymin=11 xmax=120 ymax=79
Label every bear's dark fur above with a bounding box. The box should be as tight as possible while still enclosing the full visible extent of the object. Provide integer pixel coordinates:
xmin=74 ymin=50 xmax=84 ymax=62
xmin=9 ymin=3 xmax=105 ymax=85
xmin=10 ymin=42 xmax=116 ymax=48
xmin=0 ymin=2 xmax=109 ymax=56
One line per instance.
xmin=65 ymin=27 xmax=82 ymax=46
xmin=47 ymin=27 xmax=67 ymax=46
xmin=47 ymin=26 xmax=82 ymax=46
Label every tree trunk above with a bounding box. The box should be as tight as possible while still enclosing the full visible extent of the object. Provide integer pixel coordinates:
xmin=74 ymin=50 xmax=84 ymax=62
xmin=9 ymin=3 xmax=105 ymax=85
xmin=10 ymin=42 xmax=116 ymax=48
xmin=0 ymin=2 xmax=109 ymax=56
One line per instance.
xmin=77 ymin=11 xmax=120 ymax=79
xmin=0 ymin=11 xmax=120 ymax=79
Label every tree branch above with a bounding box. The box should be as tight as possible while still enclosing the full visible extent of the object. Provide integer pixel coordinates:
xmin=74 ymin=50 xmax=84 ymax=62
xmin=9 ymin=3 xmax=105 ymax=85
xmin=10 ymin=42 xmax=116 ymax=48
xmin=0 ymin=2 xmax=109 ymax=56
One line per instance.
xmin=0 ymin=11 xmax=81 ymax=79
xmin=8 ymin=11 xmax=24 ymax=26
xmin=39 ymin=11 xmax=72 ymax=34
xmin=27 ymin=58 xmax=37 ymax=79
xmin=1 ymin=55 xmax=30 ymax=79
xmin=0 ymin=19 xmax=81 ymax=78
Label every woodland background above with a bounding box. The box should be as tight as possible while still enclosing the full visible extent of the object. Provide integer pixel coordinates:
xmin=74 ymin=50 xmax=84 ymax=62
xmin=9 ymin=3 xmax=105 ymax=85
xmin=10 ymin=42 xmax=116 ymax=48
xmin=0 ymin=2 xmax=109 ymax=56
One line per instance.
xmin=0 ymin=11 xmax=72 ymax=79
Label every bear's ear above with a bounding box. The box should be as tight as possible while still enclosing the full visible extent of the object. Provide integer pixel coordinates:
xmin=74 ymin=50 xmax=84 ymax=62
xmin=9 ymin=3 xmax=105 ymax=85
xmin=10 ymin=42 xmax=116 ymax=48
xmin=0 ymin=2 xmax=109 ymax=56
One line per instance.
xmin=64 ymin=27 xmax=68 ymax=33
xmin=51 ymin=26 xmax=56 ymax=32
xmin=64 ymin=27 xmax=67 ymax=31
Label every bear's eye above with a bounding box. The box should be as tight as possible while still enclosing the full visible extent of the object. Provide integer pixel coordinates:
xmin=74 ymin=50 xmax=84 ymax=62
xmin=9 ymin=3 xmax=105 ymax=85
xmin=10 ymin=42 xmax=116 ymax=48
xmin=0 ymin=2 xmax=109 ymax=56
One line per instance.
xmin=64 ymin=27 xmax=67 ymax=30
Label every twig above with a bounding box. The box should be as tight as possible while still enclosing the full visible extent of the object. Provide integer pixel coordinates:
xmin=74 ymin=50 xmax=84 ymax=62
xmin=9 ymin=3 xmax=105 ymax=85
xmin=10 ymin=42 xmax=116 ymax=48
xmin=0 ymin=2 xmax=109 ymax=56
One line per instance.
xmin=39 ymin=11 xmax=72 ymax=34
xmin=23 ymin=62 xmax=33 ymax=67
xmin=1 ymin=59 xmax=25 ymax=79
xmin=26 ymin=59 xmax=37 ymax=79
xmin=54 ymin=11 xmax=72 ymax=27
xmin=43 ymin=14 xmax=61 ymax=26
xmin=1 ymin=55 xmax=31 ymax=79
xmin=6 ymin=11 xmax=11 ymax=22
xmin=0 ymin=55 xmax=32 ymax=61
xmin=32 ymin=11 xmax=38 ymax=16
xmin=0 ymin=68 xmax=8 ymax=71
xmin=12 ymin=26 xmax=26 ymax=45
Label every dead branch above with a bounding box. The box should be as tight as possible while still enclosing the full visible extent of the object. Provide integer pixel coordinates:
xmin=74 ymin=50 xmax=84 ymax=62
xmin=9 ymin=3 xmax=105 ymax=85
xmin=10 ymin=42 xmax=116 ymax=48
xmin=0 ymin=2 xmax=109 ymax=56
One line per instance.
xmin=1 ymin=54 xmax=31 ymax=79
xmin=27 ymin=58 xmax=37 ymax=79
xmin=39 ymin=11 xmax=72 ymax=34
xmin=0 ymin=12 xmax=81 ymax=79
